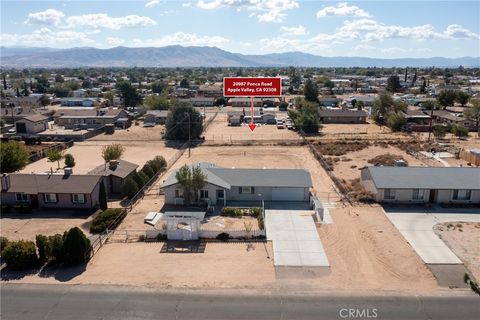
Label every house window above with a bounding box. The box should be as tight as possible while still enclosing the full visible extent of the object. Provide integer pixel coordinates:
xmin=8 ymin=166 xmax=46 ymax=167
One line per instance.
xmin=412 ymin=189 xmax=424 ymax=200
xmin=175 ymin=189 xmax=184 ymax=198
xmin=452 ymin=189 xmax=471 ymax=201
xmin=239 ymin=187 xmax=254 ymax=194
xmin=43 ymin=193 xmax=57 ymax=203
xmin=16 ymin=193 xmax=29 ymax=203
xmin=200 ymin=190 xmax=209 ymax=199
xmin=383 ymin=189 xmax=396 ymax=200
xmin=72 ymin=194 xmax=86 ymax=204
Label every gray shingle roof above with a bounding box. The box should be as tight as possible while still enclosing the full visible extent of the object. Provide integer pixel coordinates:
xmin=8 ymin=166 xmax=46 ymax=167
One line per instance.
xmin=88 ymin=160 xmax=138 ymax=179
xmin=364 ymin=166 xmax=480 ymax=190
xmin=4 ymin=174 xmax=102 ymax=194
xmin=160 ymin=163 xmax=312 ymax=189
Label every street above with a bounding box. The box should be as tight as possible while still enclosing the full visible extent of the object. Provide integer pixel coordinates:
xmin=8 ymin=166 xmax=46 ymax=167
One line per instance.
xmin=1 ymin=284 xmax=479 ymax=320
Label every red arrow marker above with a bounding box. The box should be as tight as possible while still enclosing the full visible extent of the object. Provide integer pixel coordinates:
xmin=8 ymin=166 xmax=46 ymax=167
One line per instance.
xmin=248 ymin=96 xmax=256 ymax=132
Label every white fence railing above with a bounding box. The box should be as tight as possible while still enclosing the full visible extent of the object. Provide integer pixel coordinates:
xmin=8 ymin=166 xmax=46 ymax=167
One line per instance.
xmin=145 ymin=228 xmax=265 ymax=240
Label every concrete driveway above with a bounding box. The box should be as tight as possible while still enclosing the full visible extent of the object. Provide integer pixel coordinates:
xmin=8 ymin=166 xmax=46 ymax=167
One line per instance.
xmin=383 ymin=206 xmax=480 ymax=264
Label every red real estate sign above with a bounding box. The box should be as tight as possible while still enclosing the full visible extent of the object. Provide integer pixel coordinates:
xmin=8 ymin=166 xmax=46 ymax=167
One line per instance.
xmin=223 ymin=77 xmax=282 ymax=97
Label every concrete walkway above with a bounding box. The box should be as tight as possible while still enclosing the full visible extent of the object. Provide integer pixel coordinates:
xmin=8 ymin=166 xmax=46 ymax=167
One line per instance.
xmin=384 ymin=207 xmax=480 ymax=264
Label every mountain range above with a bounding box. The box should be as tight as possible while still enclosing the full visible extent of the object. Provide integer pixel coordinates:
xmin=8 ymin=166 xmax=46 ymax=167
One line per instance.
xmin=1 ymin=45 xmax=478 ymax=68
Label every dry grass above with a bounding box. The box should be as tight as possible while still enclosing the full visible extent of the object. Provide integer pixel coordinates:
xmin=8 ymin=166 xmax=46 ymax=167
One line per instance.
xmin=345 ymin=178 xmax=375 ymax=202
xmin=367 ymin=154 xmax=409 ymax=166
xmin=314 ymin=140 xmax=371 ymax=156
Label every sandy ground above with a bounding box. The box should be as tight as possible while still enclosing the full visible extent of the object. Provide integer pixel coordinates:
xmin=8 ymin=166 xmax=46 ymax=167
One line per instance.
xmin=331 ymin=145 xmax=441 ymax=183
xmin=89 ymin=124 xmax=166 ymax=141
xmin=1 ymin=211 xmax=95 ymax=241
xmin=20 ymin=141 xmax=179 ymax=174
xmin=434 ymin=222 xmax=480 ymax=282
xmin=2 ymin=242 xmax=277 ymax=290
xmin=204 ymin=113 xmax=301 ymax=141
xmin=320 ymin=121 xmax=386 ymax=135
xmin=201 ymin=216 xmax=259 ymax=230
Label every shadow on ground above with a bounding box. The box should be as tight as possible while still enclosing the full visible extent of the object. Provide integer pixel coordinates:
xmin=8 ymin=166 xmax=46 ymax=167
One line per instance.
xmin=1 ymin=262 xmax=86 ymax=282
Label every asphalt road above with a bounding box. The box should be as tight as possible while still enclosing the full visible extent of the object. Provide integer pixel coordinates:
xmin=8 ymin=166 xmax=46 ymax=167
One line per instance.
xmin=1 ymin=284 xmax=479 ymax=320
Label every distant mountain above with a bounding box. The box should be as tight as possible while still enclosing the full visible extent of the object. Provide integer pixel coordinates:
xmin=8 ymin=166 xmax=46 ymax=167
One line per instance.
xmin=1 ymin=45 xmax=478 ymax=68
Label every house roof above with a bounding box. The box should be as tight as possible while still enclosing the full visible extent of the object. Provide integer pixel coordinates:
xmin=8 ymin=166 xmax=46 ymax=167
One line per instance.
xmin=403 ymin=110 xmax=431 ymax=119
xmin=3 ymin=174 xmax=102 ymax=194
xmin=19 ymin=114 xmax=49 ymax=123
xmin=53 ymin=108 xmax=125 ymax=119
xmin=88 ymin=160 xmax=139 ymax=179
xmin=363 ymin=166 xmax=480 ymax=190
xmin=318 ymin=109 xmax=367 ymax=117
xmin=145 ymin=110 xmax=169 ymax=117
xmin=160 ymin=163 xmax=313 ymax=189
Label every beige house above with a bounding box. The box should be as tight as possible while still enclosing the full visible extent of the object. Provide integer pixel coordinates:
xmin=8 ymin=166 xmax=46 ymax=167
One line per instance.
xmin=361 ymin=166 xmax=480 ymax=204
xmin=15 ymin=114 xmax=49 ymax=134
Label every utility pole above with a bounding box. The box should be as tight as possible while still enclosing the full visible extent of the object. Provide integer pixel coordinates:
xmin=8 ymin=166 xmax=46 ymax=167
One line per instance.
xmin=427 ymin=106 xmax=435 ymax=142
xmin=185 ymin=112 xmax=191 ymax=158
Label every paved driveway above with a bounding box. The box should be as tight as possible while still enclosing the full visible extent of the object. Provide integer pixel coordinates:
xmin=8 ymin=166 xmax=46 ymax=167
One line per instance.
xmin=384 ymin=207 xmax=480 ymax=264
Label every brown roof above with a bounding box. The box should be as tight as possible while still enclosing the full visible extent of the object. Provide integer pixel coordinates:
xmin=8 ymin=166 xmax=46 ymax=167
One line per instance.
xmin=4 ymin=174 xmax=102 ymax=194
xmin=53 ymin=108 xmax=126 ymax=118
xmin=88 ymin=160 xmax=138 ymax=179
xmin=19 ymin=114 xmax=49 ymax=122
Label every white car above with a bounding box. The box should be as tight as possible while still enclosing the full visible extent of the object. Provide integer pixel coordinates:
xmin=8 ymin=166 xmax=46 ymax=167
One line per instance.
xmin=276 ymin=120 xmax=284 ymax=129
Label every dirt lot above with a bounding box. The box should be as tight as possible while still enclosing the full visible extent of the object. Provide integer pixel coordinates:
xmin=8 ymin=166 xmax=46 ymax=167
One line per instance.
xmin=434 ymin=222 xmax=480 ymax=282
xmin=89 ymin=124 xmax=166 ymax=141
xmin=320 ymin=120 xmax=387 ymax=135
xmin=1 ymin=210 xmax=96 ymax=241
xmin=20 ymin=140 xmax=179 ymax=174
xmin=204 ymin=113 xmax=300 ymax=141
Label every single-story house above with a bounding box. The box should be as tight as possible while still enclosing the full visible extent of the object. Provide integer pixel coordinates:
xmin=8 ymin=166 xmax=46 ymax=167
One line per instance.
xmin=15 ymin=114 xmax=49 ymax=134
xmin=1 ymin=173 xmax=103 ymax=209
xmin=318 ymin=98 xmax=341 ymax=108
xmin=53 ymin=108 xmax=129 ymax=129
xmin=188 ymin=97 xmax=216 ymax=107
xmin=318 ymin=109 xmax=368 ymax=124
xmin=360 ymin=166 xmax=480 ymax=204
xmin=402 ymin=109 xmax=431 ymax=124
xmin=59 ymin=98 xmax=96 ymax=107
xmin=88 ymin=160 xmax=139 ymax=195
xmin=228 ymin=97 xmax=281 ymax=108
xmin=144 ymin=110 xmax=169 ymax=125
xmin=160 ymin=162 xmax=313 ymax=205
xmin=346 ymin=95 xmax=376 ymax=107
xmin=227 ymin=111 xmax=276 ymax=125
xmin=197 ymin=86 xmax=223 ymax=98
xmin=431 ymin=110 xmax=476 ymax=128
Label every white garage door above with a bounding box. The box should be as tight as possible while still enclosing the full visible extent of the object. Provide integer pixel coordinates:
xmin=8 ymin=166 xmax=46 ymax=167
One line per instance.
xmin=272 ymin=187 xmax=305 ymax=201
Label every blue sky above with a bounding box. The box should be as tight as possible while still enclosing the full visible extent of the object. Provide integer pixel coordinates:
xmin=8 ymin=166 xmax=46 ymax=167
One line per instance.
xmin=1 ymin=1 xmax=479 ymax=58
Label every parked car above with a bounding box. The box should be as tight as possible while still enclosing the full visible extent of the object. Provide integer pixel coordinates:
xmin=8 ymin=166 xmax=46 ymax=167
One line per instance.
xmin=276 ymin=120 xmax=284 ymax=129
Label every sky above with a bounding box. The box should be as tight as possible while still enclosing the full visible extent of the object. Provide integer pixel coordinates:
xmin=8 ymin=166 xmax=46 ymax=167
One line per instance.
xmin=1 ymin=0 xmax=479 ymax=58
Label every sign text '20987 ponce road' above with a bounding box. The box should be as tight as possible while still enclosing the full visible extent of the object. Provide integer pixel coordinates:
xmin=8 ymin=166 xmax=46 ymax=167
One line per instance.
xmin=223 ymin=77 xmax=282 ymax=97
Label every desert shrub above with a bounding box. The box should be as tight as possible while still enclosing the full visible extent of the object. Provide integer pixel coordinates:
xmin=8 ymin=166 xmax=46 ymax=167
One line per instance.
xmin=0 ymin=236 xmax=10 ymax=255
xmin=368 ymin=154 xmax=408 ymax=167
xmin=433 ymin=126 xmax=447 ymax=138
xmin=64 ymin=153 xmax=76 ymax=167
xmin=89 ymin=208 xmax=124 ymax=233
xmin=49 ymin=233 xmax=65 ymax=262
xmin=216 ymin=232 xmax=230 ymax=242
xmin=35 ymin=234 xmax=51 ymax=263
xmin=147 ymin=156 xmax=167 ymax=173
xmin=121 ymin=177 xmax=139 ymax=198
xmin=141 ymin=164 xmax=155 ymax=179
xmin=451 ymin=125 xmax=469 ymax=138
xmin=62 ymin=227 xmax=91 ymax=265
xmin=250 ymin=207 xmax=262 ymax=218
xmin=315 ymin=140 xmax=370 ymax=156
xmin=2 ymin=240 xmax=38 ymax=269
xmin=347 ymin=178 xmax=375 ymax=203
xmin=257 ymin=215 xmax=265 ymax=230
xmin=221 ymin=207 xmax=241 ymax=217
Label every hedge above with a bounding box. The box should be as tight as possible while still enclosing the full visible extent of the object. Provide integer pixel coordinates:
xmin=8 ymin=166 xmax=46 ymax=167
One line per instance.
xmin=2 ymin=240 xmax=38 ymax=269
xmin=89 ymin=208 xmax=125 ymax=233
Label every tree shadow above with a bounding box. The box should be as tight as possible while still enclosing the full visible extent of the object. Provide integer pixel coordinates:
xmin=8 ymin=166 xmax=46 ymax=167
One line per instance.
xmin=1 ymin=262 xmax=87 ymax=282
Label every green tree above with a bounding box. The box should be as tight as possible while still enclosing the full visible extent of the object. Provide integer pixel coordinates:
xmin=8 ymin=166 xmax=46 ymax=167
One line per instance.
xmin=101 ymin=144 xmax=125 ymax=164
xmin=387 ymin=113 xmax=407 ymax=132
xmin=371 ymin=92 xmax=406 ymax=123
xmin=35 ymin=234 xmax=51 ymax=263
xmin=151 ymin=81 xmax=166 ymax=94
xmin=47 ymin=149 xmax=63 ymax=169
xmin=52 ymin=86 xmax=70 ymax=98
xmin=180 ymin=78 xmax=190 ymax=88
xmin=279 ymin=102 xmax=288 ymax=111
xmin=303 ymin=79 xmax=318 ymax=102
xmin=64 ymin=154 xmax=75 ymax=167
xmin=464 ymin=100 xmax=480 ymax=127
xmin=451 ymin=125 xmax=469 ymax=138
xmin=455 ymin=91 xmax=470 ymax=107
xmin=437 ymin=90 xmax=457 ymax=108
xmin=433 ymin=126 xmax=447 ymax=138
xmin=49 ymin=233 xmax=64 ymax=262
xmin=165 ymin=102 xmax=203 ymax=140
xmin=62 ymin=227 xmax=91 ymax=265
xmin=144 ymin=95 xmax=169 ymax=110
xmin=132 ymin=171 xmax=148 ymax=188
xmin=2 ymin=240 xmax=38 ymax=269
xmin=116 ymin=81 xmax=142 ymax=109
xmin=0 ymin=141 xmax=30 ymax=173
xmin=141 ymin=163 xmax=155 ymax=179
xmin=288 ymin=100 xmax=321 ymax=134
xmin=175 ymin=165 xmax=207 ymax=205
xmin=99 ymin=181 xmax=108 ymax=211
xmin=421 ymin=100 xmax=437 ymax=111
xmin=121 ymin=176 xmax=139 ymax=198
xmin=38 ymin=94 xmax=50 ymax=107
xmin=356 ymin=100 xmax=365 ymax=110
xmin=0 ymin=236 xmax=10 ymax=255
xmin=386 ymin=75 xmax=401 ymax=93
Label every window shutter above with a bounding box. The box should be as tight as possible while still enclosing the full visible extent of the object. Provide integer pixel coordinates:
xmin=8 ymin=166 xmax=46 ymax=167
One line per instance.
xmin=239 ymin=187 xmax=242 ymax=194
xmin=251 ymin=187 xmax=255 ymax=194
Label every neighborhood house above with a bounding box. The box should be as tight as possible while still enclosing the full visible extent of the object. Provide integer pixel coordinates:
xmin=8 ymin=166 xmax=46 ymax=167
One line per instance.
xmin=160 ymin=163 xmax=313 ymax=206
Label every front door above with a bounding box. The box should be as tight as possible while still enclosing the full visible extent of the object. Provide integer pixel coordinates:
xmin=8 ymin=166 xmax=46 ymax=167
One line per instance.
xmin=216 ymin=189 xmax=225 ymax=204
xmin=429 ymin=189 xmax=436 ymax=203
xmin=30 ymin=195 xmax=39 ymax=208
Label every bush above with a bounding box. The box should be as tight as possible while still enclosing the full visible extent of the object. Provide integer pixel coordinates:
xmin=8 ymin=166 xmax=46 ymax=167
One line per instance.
xmin=216 ymin=232 xmax=230 ymax=242
xmin=137 ymin=171 xmax=149 ymax=185
xmin=89 ymin=208 xmax=124 ymax=233
xmin=451 ymin=125 xmax=469 ymax=138
xmin=0 ymin=236 xmax=10 ymax=255
xmin=49 ymin=233 xmax=65 ymax=262
xmin=433 ymin=126 xmax=447 ymax=138
xmin=147 ymin=155 xmax=167 ymax=173
xmin=141 ymin=164 xmax=155 ymax=179
xmin=35 ymin=234 xmax=51 ymax=262
xmin=387 ymin=113 xmax=407 ymax=132
xmin=1 ymin=204 xmax=11 ymax=213
xmin=221 ymin=207 xmax=241 ymax=217
xmin=257 ymin=215 xmax=265 ymax=230
xmin=64 ymin=153 xmax=76 ymax=167
xmin=250 ymin=207 xmax=262 ymax=218
xmin=132 ymin=171 xmax=148 ymax=188
xmin=2 ymin=240 xmax=38 ymax=269
xmin=14 ymin=204 xmax=32 ymax=213
xmin=121 ymin=177 xmax=139 ymax=198
xmin=62 ymin=227 xmax=91 ymax=265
